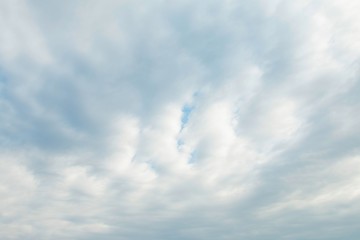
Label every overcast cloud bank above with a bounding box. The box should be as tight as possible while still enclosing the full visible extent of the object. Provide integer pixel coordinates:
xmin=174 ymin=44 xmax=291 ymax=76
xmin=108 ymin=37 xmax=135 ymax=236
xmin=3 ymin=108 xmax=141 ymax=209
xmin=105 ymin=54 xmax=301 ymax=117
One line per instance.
xmin=1 ymin=0 xmax=360 ymax=239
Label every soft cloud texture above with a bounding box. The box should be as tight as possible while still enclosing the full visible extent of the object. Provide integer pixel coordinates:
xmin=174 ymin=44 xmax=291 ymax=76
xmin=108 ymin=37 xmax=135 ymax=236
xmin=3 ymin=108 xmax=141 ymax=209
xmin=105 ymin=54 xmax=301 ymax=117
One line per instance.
xmin=1 ymin=0 xmax=360 ymax=239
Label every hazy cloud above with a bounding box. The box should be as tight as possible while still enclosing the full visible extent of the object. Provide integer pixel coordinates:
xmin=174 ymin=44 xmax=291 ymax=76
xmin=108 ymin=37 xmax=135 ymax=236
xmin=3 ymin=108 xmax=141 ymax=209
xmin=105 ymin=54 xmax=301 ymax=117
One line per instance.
xmin=1 ymin=0 xmax=360 ymax=239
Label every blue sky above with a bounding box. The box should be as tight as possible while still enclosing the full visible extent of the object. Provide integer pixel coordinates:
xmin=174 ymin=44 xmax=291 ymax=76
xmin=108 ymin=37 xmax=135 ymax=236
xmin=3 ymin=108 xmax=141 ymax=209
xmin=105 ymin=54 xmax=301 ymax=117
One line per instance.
xmin=1 ymin=0 xmax=360 ymax=239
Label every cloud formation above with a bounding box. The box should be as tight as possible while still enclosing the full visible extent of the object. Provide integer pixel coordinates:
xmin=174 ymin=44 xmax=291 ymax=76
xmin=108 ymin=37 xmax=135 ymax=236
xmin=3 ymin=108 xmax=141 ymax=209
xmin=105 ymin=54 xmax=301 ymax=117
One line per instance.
xmin=1 ymin=0 xmax=360 ymax=239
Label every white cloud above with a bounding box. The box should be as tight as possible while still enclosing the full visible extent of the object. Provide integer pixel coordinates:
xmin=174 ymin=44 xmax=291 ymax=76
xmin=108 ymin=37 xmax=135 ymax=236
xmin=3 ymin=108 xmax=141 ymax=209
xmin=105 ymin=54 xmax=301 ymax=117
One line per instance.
xmin=1 ymin=0 xmax=360 ymax=239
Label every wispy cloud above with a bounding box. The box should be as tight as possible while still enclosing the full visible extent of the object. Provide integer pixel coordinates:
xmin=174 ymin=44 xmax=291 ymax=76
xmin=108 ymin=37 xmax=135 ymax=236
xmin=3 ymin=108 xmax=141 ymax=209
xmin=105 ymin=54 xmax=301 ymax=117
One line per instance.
xmin=1 ymin=0 xmax=360 ymax=239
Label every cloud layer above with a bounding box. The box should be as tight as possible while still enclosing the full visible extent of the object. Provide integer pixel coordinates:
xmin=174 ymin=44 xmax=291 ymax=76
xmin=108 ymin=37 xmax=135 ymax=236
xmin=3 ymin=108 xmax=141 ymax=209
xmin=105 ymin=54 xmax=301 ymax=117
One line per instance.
xmin=1 ymin=0 xmax=360 ymax=239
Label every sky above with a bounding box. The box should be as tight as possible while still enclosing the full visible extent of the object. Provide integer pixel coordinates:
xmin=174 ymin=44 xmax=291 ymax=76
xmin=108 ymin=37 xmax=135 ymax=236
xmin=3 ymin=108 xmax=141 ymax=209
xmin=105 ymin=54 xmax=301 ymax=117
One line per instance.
xmin=0 ymin=0 xmax=360 ymax=239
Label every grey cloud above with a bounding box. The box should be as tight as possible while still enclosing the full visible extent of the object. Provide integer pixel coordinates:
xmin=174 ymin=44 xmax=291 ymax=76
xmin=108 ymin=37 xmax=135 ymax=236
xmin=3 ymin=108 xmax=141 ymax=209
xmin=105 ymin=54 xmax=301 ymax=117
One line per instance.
xmin=1 ymin=0 xmax=360 ymax=239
